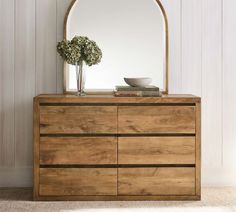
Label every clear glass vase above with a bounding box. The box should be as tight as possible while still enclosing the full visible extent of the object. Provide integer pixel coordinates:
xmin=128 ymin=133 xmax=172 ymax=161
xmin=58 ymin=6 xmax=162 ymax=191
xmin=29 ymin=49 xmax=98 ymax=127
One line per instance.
xmin=76 ymin=61 xmax=86 ymax=96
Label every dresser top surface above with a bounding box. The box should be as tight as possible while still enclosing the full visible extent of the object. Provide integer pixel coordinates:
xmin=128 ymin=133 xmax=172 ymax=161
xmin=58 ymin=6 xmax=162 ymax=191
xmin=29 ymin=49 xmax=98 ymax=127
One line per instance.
xmin=34 ymin=94 xmax=200 ymax=104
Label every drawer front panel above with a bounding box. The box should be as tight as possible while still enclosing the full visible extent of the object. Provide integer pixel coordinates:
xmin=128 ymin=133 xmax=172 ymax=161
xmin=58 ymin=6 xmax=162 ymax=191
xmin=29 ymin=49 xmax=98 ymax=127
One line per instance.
xmin=40 ymin=137 xmax=117 ymax=165
xmin=118 ymin=137 xmax=195 ymax=164
xmin=118 ymin=106 xmax=195 ymax=134
xmin=40 ymin=106 xmax=117 ymax=134
xmin=39 ymin=168 xmax=117 ymax=196
xmin=118 ymin=168 xmax=195 ymax=195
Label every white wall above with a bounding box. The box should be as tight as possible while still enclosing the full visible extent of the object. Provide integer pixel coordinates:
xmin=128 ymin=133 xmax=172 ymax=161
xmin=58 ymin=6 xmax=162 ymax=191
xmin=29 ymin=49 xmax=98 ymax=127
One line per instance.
xmin=0 ymin=0 xmax=236 ymax=187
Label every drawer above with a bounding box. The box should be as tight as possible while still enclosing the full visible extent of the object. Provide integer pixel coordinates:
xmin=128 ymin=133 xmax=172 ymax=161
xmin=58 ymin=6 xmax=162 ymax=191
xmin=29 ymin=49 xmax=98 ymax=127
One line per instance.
xmin=40 ymin=106 xmax=117 ymax=134
xmin=118 ymin=106 xmax=195 ymax=134
xmin=118 ymin=168 xmax=195 ymax=195
xmin=40 ymin=137 xmax=117 ymax=165
xmin=39 ymin=168 xmax=117 ymax=196
xmin=118 ymin=137 xmax=195 ymax=164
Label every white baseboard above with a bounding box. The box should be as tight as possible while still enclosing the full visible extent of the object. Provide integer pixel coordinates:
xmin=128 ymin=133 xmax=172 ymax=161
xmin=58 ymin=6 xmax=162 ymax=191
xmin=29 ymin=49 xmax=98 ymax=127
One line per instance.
xmin=0 ymin=167 xmax=32 ymax=187
xmin=202 ymin=167 xmax=236 ymax=187
xmin=1 ymin=167 xmax=236 ymax=187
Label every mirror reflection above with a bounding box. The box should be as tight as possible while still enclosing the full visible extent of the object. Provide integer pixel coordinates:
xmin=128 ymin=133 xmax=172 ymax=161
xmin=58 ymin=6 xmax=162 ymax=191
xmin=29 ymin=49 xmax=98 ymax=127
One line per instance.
xmin=65 ymin=0 xmax=167 ymax=92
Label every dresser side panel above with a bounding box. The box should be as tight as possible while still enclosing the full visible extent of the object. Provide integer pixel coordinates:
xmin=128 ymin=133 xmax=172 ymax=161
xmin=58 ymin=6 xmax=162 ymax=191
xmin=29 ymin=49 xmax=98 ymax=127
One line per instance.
xmin=33 ymin=98 xmax=40 ymax=200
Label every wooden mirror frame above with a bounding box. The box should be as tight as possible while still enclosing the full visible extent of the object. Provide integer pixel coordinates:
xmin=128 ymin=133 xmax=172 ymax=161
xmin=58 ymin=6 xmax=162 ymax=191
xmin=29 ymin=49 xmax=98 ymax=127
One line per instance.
xmin=63 ymin=0 xmax=169 ymax=94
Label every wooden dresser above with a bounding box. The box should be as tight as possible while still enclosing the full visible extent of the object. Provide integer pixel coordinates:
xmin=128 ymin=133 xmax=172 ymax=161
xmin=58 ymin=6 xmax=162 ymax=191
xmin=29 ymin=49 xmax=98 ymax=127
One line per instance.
xmin=33 ymin=94 xmax=201 ymax=201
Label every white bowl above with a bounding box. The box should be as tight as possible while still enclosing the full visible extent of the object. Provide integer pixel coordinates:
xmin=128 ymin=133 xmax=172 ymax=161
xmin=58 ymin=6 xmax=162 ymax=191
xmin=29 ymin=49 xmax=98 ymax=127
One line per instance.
xmin=124 ymin=78 xmax=152 ymax=87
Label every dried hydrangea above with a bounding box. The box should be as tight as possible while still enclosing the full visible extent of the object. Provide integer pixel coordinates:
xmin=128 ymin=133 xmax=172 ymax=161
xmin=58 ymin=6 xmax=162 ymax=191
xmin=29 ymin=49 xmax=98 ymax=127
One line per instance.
xmin=57 ymin=39 xmax=81 ymax=65
xmin=57 ymin=36 xmax=102 ymax=66
xmin=71 ymin=36 xmax=102 ymax=66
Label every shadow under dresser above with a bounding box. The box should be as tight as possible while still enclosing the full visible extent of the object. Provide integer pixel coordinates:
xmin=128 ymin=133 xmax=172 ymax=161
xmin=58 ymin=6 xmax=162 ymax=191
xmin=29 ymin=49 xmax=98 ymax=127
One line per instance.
xmin=33 ymin=94 xmax=201 ymax=201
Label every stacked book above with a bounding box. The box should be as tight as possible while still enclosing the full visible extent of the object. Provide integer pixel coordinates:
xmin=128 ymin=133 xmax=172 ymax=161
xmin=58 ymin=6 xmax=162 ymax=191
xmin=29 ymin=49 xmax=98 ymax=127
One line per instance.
xmin=114 ymin=86 xmax=161 ymax=97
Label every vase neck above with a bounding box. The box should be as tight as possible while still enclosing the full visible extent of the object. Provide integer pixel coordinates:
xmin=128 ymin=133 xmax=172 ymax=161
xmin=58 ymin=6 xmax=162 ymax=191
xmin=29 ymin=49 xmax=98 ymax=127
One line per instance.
xmin=77 ymin=60 xmax=84 ymax=66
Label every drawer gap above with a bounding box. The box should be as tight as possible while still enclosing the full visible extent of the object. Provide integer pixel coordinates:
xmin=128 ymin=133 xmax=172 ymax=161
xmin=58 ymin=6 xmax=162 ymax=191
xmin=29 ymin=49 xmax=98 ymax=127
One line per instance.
xmin=40 ymin=133 xmax=196 ymax=137
xmin=40 ymin=164 xmax=195 ymax=169
xmin=40 ymin=103 xmax=196 ymax=107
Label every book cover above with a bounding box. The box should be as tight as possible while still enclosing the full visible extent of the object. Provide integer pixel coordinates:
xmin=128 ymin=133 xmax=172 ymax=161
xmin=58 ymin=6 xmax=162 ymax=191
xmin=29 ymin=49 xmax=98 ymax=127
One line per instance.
xmin=115 ymin=85 xmax=159 ymax=92
xmin=114 ymin=90 xmax=161 ymax=97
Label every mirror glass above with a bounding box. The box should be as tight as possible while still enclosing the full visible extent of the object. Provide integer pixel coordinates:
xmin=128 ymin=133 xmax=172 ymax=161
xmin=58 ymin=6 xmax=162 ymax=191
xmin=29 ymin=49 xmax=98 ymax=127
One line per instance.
xmin=65 ymin=0 xmax=167 ymax=93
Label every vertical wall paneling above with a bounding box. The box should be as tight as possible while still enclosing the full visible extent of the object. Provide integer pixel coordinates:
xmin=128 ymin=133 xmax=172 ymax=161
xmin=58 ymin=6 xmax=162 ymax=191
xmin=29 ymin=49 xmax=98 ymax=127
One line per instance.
xmin=56 ymin=0 xmax=73 ymax=93
xmin=161 ymin=0 xmax=182 ymax=94
xmin=223 ymin=0 xmax=236 ymax=169
xmin=201 ymin=0 xmax=222 ymax=170
xmin=1 ymin=0 xmax=236 ymax=186
xmin=15 ymin=0 xmax=36 ymax=166
xmin=36 ymin=0 xmax=57 ymax=94
xmin=0 ymin=0 xmax=15 ymax=166
xmin=181 ymin=0 xmax=202 ymax=96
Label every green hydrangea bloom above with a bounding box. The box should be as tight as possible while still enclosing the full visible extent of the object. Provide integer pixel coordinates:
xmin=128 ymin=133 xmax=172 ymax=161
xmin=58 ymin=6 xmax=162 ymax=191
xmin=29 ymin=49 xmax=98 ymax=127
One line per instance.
xmin=57 ymin=36 xmax=102 ymax=66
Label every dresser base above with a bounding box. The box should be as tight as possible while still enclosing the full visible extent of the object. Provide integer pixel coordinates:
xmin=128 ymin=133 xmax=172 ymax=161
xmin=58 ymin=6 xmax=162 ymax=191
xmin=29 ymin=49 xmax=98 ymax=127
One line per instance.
xmin=34 ymin=195 xmax=201 ymax=201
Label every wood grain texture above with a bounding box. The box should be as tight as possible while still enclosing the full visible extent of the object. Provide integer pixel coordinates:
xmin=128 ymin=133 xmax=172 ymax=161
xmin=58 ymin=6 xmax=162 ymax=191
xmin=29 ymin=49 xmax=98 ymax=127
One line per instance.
xmin=35 ymin=94 xmax=201 ymax=104
xmin=40 ymin=137 xmax=117 ymax=165
xmin=118 ymin=168 xmax=196 ymax=196
xmin=33 ymin=98 xmax=40 ymax=200
xmin=118 ymin=137 xmax=195 ymax=164
xmin=15 ymin=0 xmax=35 ymax=166
xmin=0 ymin=0 xmax=15 ymax=166
xmin=35 ymin=195 xmax=200 ymax=201
xmin=195 ymin=102 xmax=201 ymax=196
xmin=40 ymin=106 xmax=117 ymax=134
xmin=118 ymin=106 xmax=196 ymax=134
xmin=33 ymin=95 xmax=201 ymax=200
xmin=39 ymin=168 xmax=117 ymax=196
xmin=36 ymin=0 xmax=57 ymax=94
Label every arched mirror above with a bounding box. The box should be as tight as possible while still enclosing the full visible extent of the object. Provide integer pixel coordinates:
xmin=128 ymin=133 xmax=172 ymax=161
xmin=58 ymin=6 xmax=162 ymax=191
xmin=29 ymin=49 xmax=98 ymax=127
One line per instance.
xmin=64 ymin=0 xmax=168 ymax=94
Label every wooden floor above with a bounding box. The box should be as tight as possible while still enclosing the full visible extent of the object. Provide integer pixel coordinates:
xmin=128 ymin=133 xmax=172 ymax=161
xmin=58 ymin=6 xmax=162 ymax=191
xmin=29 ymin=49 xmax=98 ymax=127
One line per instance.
xmin=0 ymin=187 xmax=236 ymax=212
